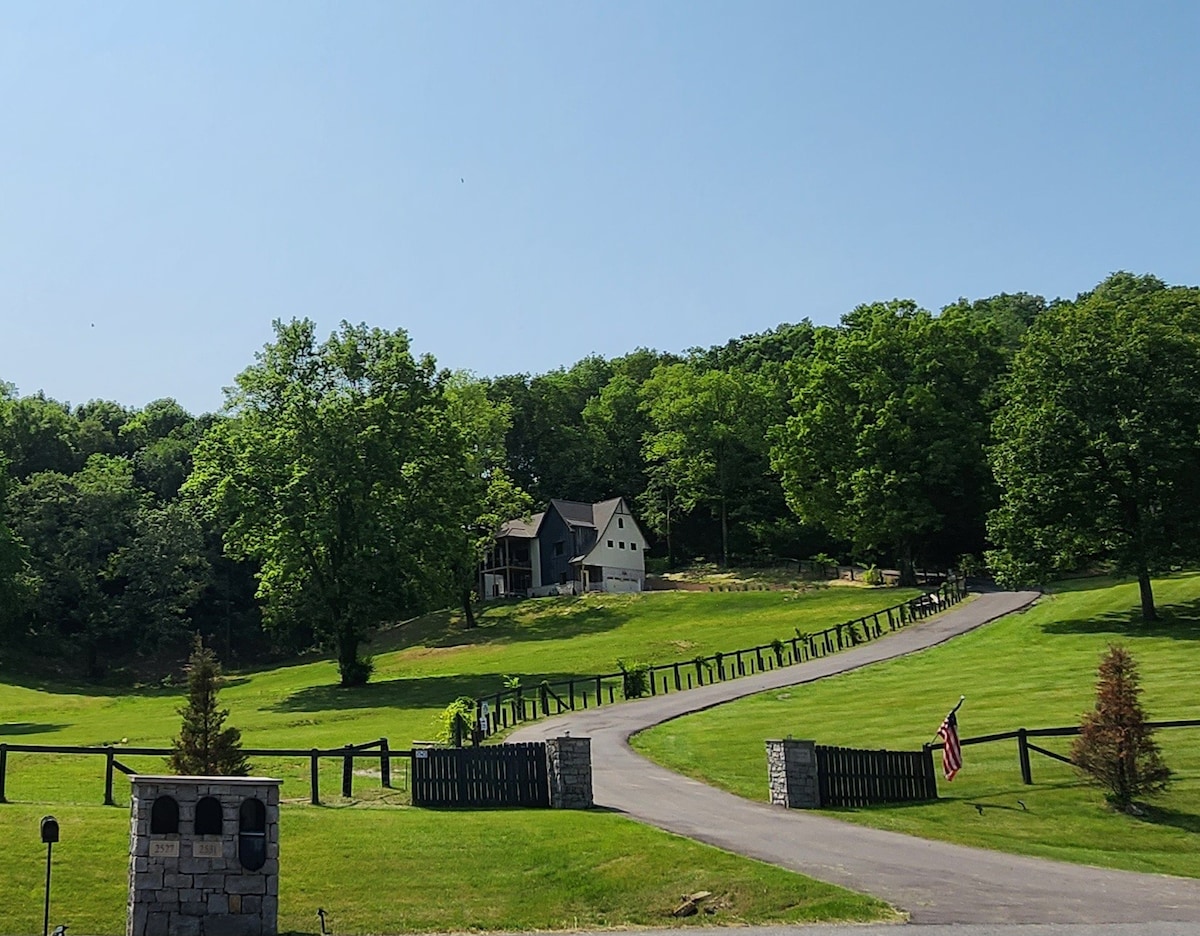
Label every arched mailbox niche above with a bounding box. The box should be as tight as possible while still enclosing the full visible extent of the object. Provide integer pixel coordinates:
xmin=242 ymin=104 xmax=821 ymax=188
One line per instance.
xmin=149 ymin=795 xmax=179 ymax=834
xmin=195 ymin=796 xmax=223 ymax=836
xmin=239 ymin=797 xmax=267 ymax=871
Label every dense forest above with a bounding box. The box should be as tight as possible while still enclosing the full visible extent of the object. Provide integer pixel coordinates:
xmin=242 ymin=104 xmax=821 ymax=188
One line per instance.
xmin=2 ymin=272 xmax=1198 ymax=684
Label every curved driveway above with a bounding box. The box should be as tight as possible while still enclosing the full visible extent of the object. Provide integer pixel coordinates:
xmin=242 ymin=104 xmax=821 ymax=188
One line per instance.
xmin=510 ymin=591 xmax=1200 ymax=924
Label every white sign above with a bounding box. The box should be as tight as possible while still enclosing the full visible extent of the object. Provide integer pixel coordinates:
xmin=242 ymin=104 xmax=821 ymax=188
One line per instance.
xmin=415 ymin=749 xmax=428 ymax=759
xmin=192 ymin=841 xmax=222 ymax=858
xmin=149 ymin=841 xmax=179 ymax=858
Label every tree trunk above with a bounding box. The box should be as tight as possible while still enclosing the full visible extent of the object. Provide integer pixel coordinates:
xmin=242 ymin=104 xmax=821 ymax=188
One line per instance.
xmin=1137 ymin=566 xmax=1158 ymax=622
xmin=897 ymin=551 xmax=918 ymax=587
xmin=460 ymin=588 xmax=478 ymax=629
xmin=337 ymin=622 xmax=368 ymax=686
xmin=720 ymin=498 xmax=728 ymax=568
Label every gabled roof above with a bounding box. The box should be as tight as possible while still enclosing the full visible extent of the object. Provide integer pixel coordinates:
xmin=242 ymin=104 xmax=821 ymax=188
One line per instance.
xmin=497 ymin=512 xmax=544 ymax=539
xmin=590 ymin=497 xmax=623 ymax=536
xmin=548 ymin=498 xmax=597 ymax=528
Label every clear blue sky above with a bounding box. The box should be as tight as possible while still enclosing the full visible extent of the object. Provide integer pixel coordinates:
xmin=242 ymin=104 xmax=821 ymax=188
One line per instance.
xmin=3 ymin=2 xmax=1198 ymax=414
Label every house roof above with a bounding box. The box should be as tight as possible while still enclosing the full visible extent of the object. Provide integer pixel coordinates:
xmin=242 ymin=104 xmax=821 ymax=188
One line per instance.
xmin=497 ymin=512 xmax=544 ymax=539
xmin=548 ymin=498 xmax=597 ymax=528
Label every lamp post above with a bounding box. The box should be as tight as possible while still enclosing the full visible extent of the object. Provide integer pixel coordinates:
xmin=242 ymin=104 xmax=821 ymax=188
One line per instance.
xmin=40 ymin=815 xmax=59 ymax=936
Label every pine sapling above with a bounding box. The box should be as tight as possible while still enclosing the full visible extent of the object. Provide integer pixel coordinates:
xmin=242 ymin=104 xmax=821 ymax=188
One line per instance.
xmin=1070 ymin=644 xmax=1170 ymax=812
xmin=169 ymin=634 xmax=250 ymax=776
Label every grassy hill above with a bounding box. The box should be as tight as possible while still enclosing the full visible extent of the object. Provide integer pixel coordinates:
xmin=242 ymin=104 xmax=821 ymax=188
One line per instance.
xmin=0 ymin=585 xmax=917 ymax=804
xmin=0 ymin=586 xmax=917 ymax=934
xmin=633 ymin=573 xmax=1200 ymax=877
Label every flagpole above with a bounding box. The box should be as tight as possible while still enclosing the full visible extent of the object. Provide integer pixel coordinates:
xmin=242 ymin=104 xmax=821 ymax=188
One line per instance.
xmin=929 ymin=695 xmax=965 ymax=744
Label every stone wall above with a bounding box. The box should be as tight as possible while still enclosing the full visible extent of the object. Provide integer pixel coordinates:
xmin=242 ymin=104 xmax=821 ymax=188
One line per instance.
xmin=128 ymin=776 xmax=281 ymax=936
xmin=545 ymin=736 xmax=593 ymax=808
xmin=765 ymin=739 xmax=820 ymax=809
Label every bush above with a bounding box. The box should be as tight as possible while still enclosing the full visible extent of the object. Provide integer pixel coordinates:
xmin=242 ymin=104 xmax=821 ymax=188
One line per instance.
xmin=862 ymin=564 xmax=884 ymax=586
xmin=617 ymin=659 xmax=650 ymax=699
xmin=1070 ymin=645 xmax=1171 ymax=811
xmin=437 ymin=697 xmax=477 ymax=746
xmin=340 ymin=655 xmax=375 ymax=687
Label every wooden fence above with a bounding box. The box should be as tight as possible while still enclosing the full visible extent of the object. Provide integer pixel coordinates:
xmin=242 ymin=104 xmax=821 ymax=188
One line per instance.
xmin=411 ymin=743 xmax=549 ymax=807
xmin=0 ymin=738 xmax=410 ymax=807
xmin=815 ymin=744 xmax=938 ymax=807
xmin=928 ymin=718 xmax=1200 ymax=784
xmin=469 ymin=579 xmax=968 ymax=741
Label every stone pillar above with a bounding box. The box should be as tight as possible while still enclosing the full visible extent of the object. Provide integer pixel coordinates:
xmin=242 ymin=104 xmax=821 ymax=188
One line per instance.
xmin=128 ymin=776 xmax=282 ymax=936
xmin=545 ymin=736 xmax=593 ymax=808
xmin=765 ymin=739 xmax=820 ymax=808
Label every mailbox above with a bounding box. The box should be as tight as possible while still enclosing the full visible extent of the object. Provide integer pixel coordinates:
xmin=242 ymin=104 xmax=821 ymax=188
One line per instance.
xmin=40 ymin=815 xmax=59 ymax=844
xmin=238 ymin=797 xmax=267 ymax=871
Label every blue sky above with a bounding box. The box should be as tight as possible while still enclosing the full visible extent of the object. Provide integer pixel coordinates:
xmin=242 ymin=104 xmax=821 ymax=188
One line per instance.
xmin=2 ymin=2 xmax=1198 ymax=414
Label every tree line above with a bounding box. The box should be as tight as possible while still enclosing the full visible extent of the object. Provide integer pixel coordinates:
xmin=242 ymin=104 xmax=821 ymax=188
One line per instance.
xmin=2 ymin=272 xmax=1197 ymax=685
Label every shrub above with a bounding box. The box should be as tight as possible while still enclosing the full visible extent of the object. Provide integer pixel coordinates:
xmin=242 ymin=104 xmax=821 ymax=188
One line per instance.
xmin=340 ymin=655 xmax=375 ymax=687
xmin=169 ymin=635 xmax=250 ymax=776
xmin=617 ymin=659 xmax=650 ymax=699
xmin=437 ymin=697 xmax=477 ymax=746
xmin=1070 ymin=645 xmax=1171 ymax=811
xmin=862 ymin=564 xmax=884 ymax=586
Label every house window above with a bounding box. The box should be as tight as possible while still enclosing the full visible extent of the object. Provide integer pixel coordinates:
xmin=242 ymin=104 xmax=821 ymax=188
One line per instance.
xmin=619 ymin=542 xmax=625 ymax=549
xmin=618 ymin=517 xmax=624 ymax=528
xmin=554 ymin=541 xmax=564 ymax=556
xmin=607 ymin=540 xmax=614 ymax=548
xmin=631 ymin=542 xmax=638 ymax=550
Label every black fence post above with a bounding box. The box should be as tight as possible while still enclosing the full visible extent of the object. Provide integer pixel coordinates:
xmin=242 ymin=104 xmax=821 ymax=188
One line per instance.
xmin=104 ymin=747 xmax=115 ymax=806
xmin=310 ymin=750 xmax=320 ymax=805
xmin=380 ymin=738 xmax=391 ymax=788
xmin=0 ymin=743 xmax=6 ymax=803
xmin=342 ymin=748 xmax=353 ymax=797
xmin=1018 ymin=728 xmax=1033 ymax=785
xmin=673 ymin=663 xmax=682 ymax=691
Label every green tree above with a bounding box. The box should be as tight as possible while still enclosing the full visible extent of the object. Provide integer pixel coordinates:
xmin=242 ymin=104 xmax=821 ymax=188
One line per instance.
xmin=641 ymin=363 xmax=779 ymax=567
xmin=988 ymin=273 xmax=1200 ymax=620
xmin=169 ymin=634 xmax=250 ymax=776
xmin=1070 ymin=645 xmax=1170 ymax=811
xmin=0 ymin=454 xmax=33 ymax=634
xmin=8 ymin=454 xmax=143 ymax=675
xmin=772 ymin=302 xmax=1004 ymax=583
xmin=186 ymin=319 xmax=495 ymax=685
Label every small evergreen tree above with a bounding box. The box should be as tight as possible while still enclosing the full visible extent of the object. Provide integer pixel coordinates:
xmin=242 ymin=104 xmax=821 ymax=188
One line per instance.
xmin=169 ymin=634 xmax=250 ymax=776
xmin=1070 ymin=644 xmax=1170 ymax=811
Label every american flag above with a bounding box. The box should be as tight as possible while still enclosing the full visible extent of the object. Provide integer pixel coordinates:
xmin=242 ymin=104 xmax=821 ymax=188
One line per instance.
xmin=938 ymin=710 xmax=963 ymax=781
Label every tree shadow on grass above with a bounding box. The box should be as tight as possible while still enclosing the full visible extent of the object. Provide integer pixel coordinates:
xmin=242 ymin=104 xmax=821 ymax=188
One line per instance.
xmin=370 ymin=600 xmax=627 ymax=657
xmin=0 ymin=722 xmax=69 ymax=736
xmin=1040 ymin=596 xmax=1200 ymax=642
xmin=1134 ymin=805 xmax=1200 ymax=834
xmin=270 ymin=671 xmax=602 ymax=714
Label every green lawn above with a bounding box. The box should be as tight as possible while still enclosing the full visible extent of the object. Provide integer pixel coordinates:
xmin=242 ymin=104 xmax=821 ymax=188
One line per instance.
xmin=0 ymin=803 xmax=896 ymax=935
xmin=0 ymin=585 xmax=915 ymax=806
xmin=0 ymin=586 xmax=914 ymax=934
xmin=633 ymin=573 xmax=1200 ymax=877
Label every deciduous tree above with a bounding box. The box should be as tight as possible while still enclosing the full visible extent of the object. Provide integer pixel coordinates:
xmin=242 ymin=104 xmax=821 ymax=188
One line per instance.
xmin=988 ymin=273 xmax=1200 ymax=619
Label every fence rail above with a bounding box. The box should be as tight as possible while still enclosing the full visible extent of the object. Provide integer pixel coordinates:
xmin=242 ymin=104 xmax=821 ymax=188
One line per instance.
xmin=471 ymin=579 xmax=967 ymax=741
xmin=0 ymin=738 xmax=413 ymax=807
xmin=928 ymin=718 xmax=1200 ymax=785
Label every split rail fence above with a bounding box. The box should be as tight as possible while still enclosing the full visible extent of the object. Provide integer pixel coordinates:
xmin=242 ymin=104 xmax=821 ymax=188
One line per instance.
xmin=469 ymin=579 xmax=967 ymax=741
xmin=927 ymin=718 xmax=1200 ymax=784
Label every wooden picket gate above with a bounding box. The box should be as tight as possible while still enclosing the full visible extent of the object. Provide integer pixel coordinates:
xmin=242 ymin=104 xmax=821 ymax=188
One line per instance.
xmin=815 ymin=744 xmax=938 ymax=807
xmin=411 ymin=742 xmax=549 ymax=807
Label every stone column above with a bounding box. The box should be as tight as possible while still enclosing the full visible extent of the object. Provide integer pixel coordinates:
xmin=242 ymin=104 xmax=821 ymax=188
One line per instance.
xmin=765 ymin=739 xmax=820 ymax=808
xmin=545 ymin=736 xmax=593 ymax=808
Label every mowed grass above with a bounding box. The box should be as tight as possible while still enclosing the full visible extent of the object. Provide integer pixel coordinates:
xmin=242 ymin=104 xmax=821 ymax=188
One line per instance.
xmin=0 ymin=587 xmax=910 ymax=933
xmin=633 ymin=573 xmax=1200 ymax=877
xmin=0 ymin=586 xmax=916 ymax=807
xmin=0 ymin=803 xmax=896 ymax=935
